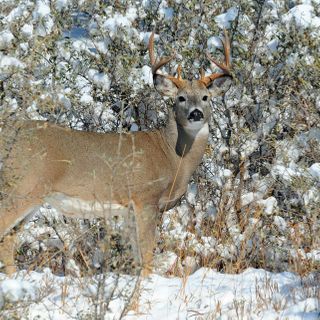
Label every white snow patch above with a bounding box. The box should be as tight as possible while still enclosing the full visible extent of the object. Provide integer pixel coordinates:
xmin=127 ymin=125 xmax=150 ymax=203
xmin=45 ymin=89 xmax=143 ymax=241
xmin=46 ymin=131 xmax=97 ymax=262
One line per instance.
xmin=103 ymin=7 xmax=137 ymax=36
xmin=257 ymin=196 xmax=278 ymax=215
xmin=0 ymin=55 xmax=25 ymax=69
xmin=130 ymin=123 xmax=139 ymax=132
xmin=57 ymin=93 xmax=71 ymax=109
xmin=306 ymin=250 xmax=320 ymax=262
xmin=153 ymin=251 xmax=178 ymax=275
xmin=240 ymin=138 xmax=259 ymax=158
xmin=303 ymin=187 xmax=320 ymax=206
xmin=274 ymin=216 xmax=287 ymax=231
xmin=72 ymin=39 xmax=93 ymax=53
xmin=80 ymin=93 xmax=93 ymax=105
xmin=140 ymin=65 xmax=153 ymax=86
xmin=215 ymin=7 xmax=238 ymax=29
xmin=4 ymin=3 xmax=28 ymax=23
xmin=55 ymin=0 xmax=70 ymax=11
xmin=282 ymin=4 xmax=320 ymax=30
xmin=87 ymin=69 xmax=111 ymax=92
xmin=186 ymin=183 xmax=197 ymax=205
xmin=223 ymin=169 xmax=233 ymax=178
xmin=241 ymin=192 xmax=261 ymax=206
xmin=159 ymin=3 xmax=174 ymax=21
xmin=271 ymin=164 xmax=301 ymax=182
xmin=126 ymin=6 xmax=138 ymax=21
xmin=33 ymin=0 xmax=51 ymax=19
xmin=267 ymin=38 xmax=279 ymax=52
xmin=0 ymin=30 xmax=14 ymax=50
xmin=308 ymin=163 xmax=320 ymax=180
xmin=207 ymin=36 xmax=223 ymax=51
xmin=26 ymin=102 xmax=47 ymax=120
xmin=0 ymin=279 xmax=36 ymax=302
xmin=21 ymin=24 xmax=33 ymax=38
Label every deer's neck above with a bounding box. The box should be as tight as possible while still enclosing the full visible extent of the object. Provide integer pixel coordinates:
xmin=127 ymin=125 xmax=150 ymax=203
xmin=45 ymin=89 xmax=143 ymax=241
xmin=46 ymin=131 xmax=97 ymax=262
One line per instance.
xmin=162 ymin=109 xmax=208 ymax=176
xmin=158 ymin=110 xmax=209 ymax=210
xmin=162 ymin=109 xmax=209 ymax=157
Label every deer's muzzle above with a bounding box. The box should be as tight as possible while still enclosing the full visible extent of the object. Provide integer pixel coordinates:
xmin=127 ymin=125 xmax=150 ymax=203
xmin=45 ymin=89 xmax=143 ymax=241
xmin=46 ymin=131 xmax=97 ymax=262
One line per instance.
xmin=188 ymin=109 xmax=204 ymax=122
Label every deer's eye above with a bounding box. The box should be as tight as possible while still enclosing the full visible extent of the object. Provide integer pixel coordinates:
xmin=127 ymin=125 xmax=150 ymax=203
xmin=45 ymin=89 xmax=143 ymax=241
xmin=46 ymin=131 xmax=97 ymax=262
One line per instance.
xmin=178 ymin=96 xmax=186 ymax=102
xmin=202 ymin=95 xmax=209 ymax=101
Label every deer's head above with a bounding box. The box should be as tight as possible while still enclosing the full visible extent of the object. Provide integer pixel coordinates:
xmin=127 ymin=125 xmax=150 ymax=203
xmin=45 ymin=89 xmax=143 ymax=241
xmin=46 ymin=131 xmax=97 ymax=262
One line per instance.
xmin=149 ymin=31 xmax=231 ymax=136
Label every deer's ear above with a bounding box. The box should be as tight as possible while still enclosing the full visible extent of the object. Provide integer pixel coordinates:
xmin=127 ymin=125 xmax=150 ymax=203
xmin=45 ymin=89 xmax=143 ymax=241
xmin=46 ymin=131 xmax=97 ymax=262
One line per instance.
xmin=153 ymin=74 xmax=178 ymax=97
xmin=207 ymin=76 xmax=232 ymax=97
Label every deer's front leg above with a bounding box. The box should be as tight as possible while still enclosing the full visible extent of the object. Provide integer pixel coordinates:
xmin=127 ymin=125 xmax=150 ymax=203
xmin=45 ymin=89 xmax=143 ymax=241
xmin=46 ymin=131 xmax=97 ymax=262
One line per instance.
xmin=133 ymin=203 xmax=158 ymax=277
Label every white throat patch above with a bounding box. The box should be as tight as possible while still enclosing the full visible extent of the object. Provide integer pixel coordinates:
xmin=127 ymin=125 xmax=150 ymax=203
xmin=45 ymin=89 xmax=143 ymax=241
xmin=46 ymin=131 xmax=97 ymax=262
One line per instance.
xmin=184 ymin=122 xmax=209 ymax=137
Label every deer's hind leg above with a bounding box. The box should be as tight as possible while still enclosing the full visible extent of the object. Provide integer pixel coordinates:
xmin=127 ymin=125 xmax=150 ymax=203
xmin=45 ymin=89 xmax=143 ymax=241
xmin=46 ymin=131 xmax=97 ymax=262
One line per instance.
xmin=0 ymin=194 xmax=42 ymax=274
xmin=0 ymin=171 xmax=44 ymax=274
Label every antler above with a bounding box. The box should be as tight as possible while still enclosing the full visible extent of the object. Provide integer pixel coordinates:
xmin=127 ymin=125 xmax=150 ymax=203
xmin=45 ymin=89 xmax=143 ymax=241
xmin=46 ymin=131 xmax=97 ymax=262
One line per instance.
xmin=148 ymin=32 xmax=185 ymax=88
xmin=200 ymin=29 xmax=232 ymax=86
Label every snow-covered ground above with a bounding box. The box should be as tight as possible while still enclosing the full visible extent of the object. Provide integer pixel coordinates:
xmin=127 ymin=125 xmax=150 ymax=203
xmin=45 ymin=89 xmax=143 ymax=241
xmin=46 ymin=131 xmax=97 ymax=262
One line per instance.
xmin=1 ymin=268 xmax=319 ymax=319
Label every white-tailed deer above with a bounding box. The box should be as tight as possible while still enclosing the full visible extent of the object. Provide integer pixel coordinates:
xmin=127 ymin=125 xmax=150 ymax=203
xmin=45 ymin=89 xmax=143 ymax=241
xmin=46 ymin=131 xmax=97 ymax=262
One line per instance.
xmin=0 ymin=31 xmax=231 ymax=275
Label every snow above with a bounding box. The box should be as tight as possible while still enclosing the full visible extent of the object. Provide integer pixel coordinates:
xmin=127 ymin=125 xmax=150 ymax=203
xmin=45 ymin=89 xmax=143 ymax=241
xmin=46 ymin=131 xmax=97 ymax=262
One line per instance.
xmin=258 ymin=196 xmax=278 ymax=215
xmin=241 ymin=192 xmax=262 ymax=206
xmin=104 ymin=15 xmax=131 ymax=32
xmin=140 ymin=65 xmax=153 ymax=86
xmin=32 ymin=0 xmax=51 ymax=19
xmin=159 ymin=2 xmax=174 ymax=21
xmin=4 ymin=2 xmax=29 ymax=23
xmin=282 ymin=4 xmax=320 ymax=30
xmin=207 ymin=36 xmax=223 ymax=51
xmin=271 ymin=164 xmax=301 ymax=182
xmin=1 ymin=268 xmax=318 ymax=319
xmin=0 ymin=30 xmax=14 ymax=50
xmin=130 ymin=123 xmax=139 ymax=132
xmin=223 ymin=168 xmax=233 ymax=178
xmin=267 ymin=38 xmax=279 ymax=52
xmin=103 ymin=7 xmax=137 ymax=37
xmin=309 ymin=163 xmax=320 ymax=180
xmin=240 ymin=138 xmax=259 ymax=158
xmin=306 ymin=250 xmax=320 ymax=262
xmin=215 ymin=7 xmax=239 ymax=29
xmin=126 ymin=6 xmax=138 ymax=22
xmin=80 ymin=93 xmax=94 ymax=105
xmin=55 ymin=0 xmax=70 ymax=11
xmin=1 ymin=278 xmax=36 ymax=302
xmin=186 ymin=183 xmax=197 ymax=205
xmin=57 ymin=93 xmax=71 ymax=109
xmin=274 ymin=215 xmax=287 ymax=231
xmin=0 ymin=55 xmax=25 ymax=69
xmin=87 ymin=69 xmax=111 ymax=92
xmin=21 ymin=24 xmax=33 ymax=38
xmin=303 ymin=187 xmax=320 ymax=206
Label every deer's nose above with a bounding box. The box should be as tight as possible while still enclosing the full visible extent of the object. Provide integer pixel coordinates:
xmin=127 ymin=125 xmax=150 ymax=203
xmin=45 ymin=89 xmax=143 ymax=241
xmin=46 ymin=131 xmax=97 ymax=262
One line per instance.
xmin=188 ymin=109 xmax=204 ymax=122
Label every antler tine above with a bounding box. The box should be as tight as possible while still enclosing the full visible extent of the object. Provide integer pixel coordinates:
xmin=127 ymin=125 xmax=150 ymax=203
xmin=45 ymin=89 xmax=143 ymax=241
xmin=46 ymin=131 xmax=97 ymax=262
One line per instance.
xmin=148 ymin=31 xmax=156 ymax=66
xmin=223 ymin=29 xmax=231 ymax=69
xmin=148 ymin=31 xmax=175 ymax=74
xmin=148 ymin=31 xmax=185 ymax=87
xmin=201 ymin=29 xmax=232 ymax=85
xmin=151 ymin=56 xmax=175 ymax=75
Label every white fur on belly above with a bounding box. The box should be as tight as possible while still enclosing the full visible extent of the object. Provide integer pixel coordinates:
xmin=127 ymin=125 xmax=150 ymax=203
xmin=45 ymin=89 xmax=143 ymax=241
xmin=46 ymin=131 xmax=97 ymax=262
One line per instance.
xmin=45 ymin=193 xmax=128 ymax=218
